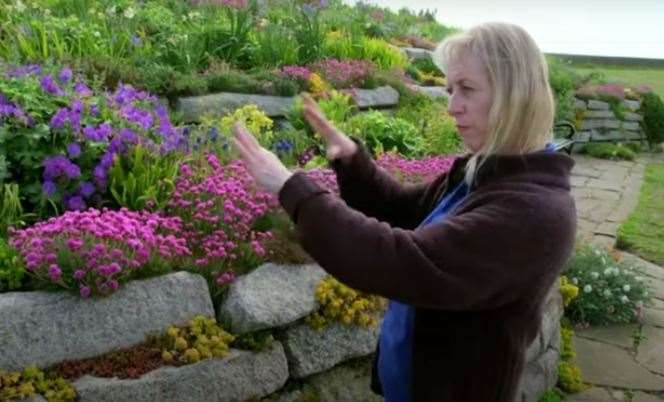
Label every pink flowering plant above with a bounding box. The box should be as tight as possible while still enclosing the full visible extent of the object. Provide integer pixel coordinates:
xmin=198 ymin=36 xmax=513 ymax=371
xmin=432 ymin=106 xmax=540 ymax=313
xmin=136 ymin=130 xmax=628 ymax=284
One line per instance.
xmin=0 ymin=63 xmax=187 ymax=217
xmin=309 ymin=59 xmax=376 ymax=89
xmin=165 ymin=152 xmax=279 ymax=290
xmin=8 ymin=208 xmax=190 ymax=297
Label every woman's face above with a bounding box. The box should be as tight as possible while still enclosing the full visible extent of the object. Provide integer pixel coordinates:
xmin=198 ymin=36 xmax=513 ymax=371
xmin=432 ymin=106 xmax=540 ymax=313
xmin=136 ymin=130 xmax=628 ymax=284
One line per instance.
xmin=445 ymin=52 xmax=493 ymax=153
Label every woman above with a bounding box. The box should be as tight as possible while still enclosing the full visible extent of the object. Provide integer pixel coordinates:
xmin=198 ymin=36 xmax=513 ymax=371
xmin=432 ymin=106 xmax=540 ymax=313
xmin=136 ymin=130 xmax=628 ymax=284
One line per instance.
xmin=233 ymin=22 xmax=576 ymax=402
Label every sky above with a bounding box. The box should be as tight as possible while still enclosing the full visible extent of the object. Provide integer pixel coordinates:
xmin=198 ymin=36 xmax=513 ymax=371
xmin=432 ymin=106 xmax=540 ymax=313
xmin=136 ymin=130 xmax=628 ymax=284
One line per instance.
xmin=344 ymin=0 xmax=664 ymax=60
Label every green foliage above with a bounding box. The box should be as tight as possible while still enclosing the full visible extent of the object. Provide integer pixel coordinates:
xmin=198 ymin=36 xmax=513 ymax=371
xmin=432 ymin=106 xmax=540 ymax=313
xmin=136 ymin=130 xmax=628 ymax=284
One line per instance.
xmin=0 ymin=237 xmax=27 ymax=293
xmin=359 ymin=37 xmax=408 ymax=70
xmin=251 ymin=22 xmax=300 ymax=68
xmin=108 ymin=144 xmax=181 ymax=211
xmin=537 ymin=388 xmax=565 ymax=402
xmin=411 ymin=57 xmax=442 ymax=77
xmin=343 ymin=111 xmax=425 ymax=157
xmin=395 ymin=96 xmax=462 ymax=155
xmin=578 ymin=142 xmax=636 ymax=161
xmin=564 ymin=243 xmax=651 ymax=326
xmin=548 ymin=57 xmax=577 ymax=122
xmin=232 ymin=329 xmax=274 ymax=352
xmin=0 ymin=184 xmax=27 ymax=237
xmin=288 ymin=92 xmax=356 ymax=136
xmin=641 ymin=91 xmax=664 ymax=145
xmin=557 ymin=323 xmax=585 ymax=393
xmin=617 ymin=162 xmax=664 ymax=265
xmin=0 ymin=365 xmax=76 ymax=401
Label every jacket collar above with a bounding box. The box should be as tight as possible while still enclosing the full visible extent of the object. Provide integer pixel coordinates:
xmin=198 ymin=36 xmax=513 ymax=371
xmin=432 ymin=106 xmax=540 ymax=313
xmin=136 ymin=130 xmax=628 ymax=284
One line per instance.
xmin=448 ymin=151 xmax=575 ymax=191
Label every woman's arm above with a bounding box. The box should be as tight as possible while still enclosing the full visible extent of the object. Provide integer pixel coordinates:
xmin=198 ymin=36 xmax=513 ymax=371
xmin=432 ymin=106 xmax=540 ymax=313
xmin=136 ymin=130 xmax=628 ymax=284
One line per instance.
xmin=279 ymin=172 xmax=576 ymax=310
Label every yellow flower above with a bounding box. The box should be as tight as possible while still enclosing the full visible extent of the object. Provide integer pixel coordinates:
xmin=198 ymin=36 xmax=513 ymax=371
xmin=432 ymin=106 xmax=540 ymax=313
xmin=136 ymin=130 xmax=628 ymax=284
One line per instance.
xmin=308 ymin=73 xmax=331 ymax=95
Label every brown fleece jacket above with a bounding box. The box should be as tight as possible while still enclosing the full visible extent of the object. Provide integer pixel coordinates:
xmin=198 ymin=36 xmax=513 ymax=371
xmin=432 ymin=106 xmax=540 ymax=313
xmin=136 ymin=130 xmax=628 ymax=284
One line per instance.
xmin=278 ymin=143 xmax=577 ymax=402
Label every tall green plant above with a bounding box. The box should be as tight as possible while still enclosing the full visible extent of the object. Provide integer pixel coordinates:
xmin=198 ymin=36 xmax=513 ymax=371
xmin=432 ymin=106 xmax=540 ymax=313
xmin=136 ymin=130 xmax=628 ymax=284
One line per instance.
xmin=0 ymin=184 xmax=27 ymax=237
xmin=109 ymin=144 xmax=181 ymax=211
xmin=641 ymin=91 xmax=664 ymax=145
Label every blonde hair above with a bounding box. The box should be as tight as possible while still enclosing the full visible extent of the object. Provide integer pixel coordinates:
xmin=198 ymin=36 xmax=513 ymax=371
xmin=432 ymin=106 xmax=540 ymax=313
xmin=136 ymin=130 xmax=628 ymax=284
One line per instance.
xmin=432 ymin=22 xmax=555 ymax=185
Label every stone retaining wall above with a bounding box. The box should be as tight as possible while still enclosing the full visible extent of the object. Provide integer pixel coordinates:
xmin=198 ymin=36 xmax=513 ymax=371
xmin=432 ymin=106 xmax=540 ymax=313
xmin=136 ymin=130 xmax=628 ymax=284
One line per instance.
xmin=573 ymin=97 xmax=646 ymax=147
xmin=2 ymin=263 xmax=563 ymax=401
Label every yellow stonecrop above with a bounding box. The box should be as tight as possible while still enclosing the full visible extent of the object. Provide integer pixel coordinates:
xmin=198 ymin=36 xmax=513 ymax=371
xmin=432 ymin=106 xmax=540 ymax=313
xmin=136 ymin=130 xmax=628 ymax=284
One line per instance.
xmin=306 ymin=276 xmax=385 ymax=330
xmin=557 ymin=361 xmax=585 ymax=393
xmin=200 ymin=104 xmax=274 ymax=148
xmin=559 ymin=275 xmax=579 ymax=307
xmin=0 ymin=366 xmax=76 ymax=402
xmin=419 ymin=71 xmax=446 ymax=87
xmin=308 ymin=73 xmax=331 ymax=96
xmin=162 ymin=315 xmax=235 ymax=365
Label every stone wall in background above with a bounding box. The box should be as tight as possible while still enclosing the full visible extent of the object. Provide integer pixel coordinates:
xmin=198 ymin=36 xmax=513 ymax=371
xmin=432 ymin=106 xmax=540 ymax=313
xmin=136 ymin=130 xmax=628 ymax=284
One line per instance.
xmin=573 ymin=98 xmax=645 ymax=148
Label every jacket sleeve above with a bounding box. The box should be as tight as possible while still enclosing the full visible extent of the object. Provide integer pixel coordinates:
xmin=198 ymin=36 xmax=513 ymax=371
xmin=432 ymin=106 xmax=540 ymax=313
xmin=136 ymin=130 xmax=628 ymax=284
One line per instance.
xmin=279 ymin=172 xmax=576 ymax=311
xmin=330 ymin=141 xmax=450 ymax=229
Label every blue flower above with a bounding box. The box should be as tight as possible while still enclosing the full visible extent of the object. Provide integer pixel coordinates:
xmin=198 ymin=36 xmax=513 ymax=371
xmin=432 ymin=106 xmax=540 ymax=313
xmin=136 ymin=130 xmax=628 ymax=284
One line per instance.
xmin=58 ymin=67 xmax=73 ymax=83
xmin=42 ymin=181 xmax=57 ymax=196
xmin=67 ymin=142 xmax=81 ymax=158
xmin=78 ymin=181 xmax=96 ymax=198
xmin=40 ymin=75 xmax=64 ymax=96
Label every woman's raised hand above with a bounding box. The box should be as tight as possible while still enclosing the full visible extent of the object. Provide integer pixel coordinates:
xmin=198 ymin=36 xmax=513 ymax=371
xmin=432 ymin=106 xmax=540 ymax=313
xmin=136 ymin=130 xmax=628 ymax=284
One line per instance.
xmin=232 ymin=122 xmax=293 ymax=195
xmin=301 ymin=93 xmax=357 ymax=161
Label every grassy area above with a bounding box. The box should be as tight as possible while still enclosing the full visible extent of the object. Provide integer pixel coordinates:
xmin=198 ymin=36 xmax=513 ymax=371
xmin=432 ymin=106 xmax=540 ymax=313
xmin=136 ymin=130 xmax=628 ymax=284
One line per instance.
xmin=616 ymin=162 xmax=664 ymax=265
xmin=571 ymin=65 xmax=664 ymax=99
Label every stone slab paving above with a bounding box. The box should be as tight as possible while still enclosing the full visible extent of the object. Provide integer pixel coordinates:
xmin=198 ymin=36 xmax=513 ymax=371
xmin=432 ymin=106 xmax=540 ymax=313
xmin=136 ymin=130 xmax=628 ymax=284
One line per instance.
xmin=569 ymin=154 xmax=664 ymax=401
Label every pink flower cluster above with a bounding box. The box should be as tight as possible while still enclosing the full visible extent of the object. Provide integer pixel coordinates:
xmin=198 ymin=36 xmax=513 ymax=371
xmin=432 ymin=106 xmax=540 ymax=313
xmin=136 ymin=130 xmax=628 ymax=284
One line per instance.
xmin=309 ymin=59 xmax=375 ymax=89
xmin=377 ymin=153 xmax=456 ymax=183
xmin=167 ymin=154 xmax=278 ymax=283
xmin=596 ymin=84 xmax=626 ymax=101
xmin=280 ymin=65 xmax=312 ymax=83
xmin=9 ymin=208 xmax=190 ymax=297
xmin=304 ymin=153 xmax=457 ymax=193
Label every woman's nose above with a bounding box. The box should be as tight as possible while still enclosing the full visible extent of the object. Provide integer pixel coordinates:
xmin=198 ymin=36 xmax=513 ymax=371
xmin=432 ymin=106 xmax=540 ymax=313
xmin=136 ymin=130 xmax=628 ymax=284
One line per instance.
xmin=447 ymin=93 xmax=464 ymax=116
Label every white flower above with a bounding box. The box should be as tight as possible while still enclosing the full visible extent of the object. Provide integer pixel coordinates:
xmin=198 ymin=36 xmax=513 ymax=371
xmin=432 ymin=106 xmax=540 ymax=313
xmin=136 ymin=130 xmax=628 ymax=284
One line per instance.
xmin=44 ymin=8 xmax=50 ymax=15
xmin=635 ymin=276 xmax=643 ymax=282
xmin=603 ymin=289 xmax=612 ymax=298
xmin=15 ymin=0 xmax=26 ymax=12
xmin=613 ymin=267 xmax=621 ymax=276
xmin=93 ymin=31 xmax=101 ymax=38
xmin=620 ymin=295 xmax=629 ymax=304
xmin=123 ymin=7 xmax=135 ymax=19
xmin=583 ymin=285 xmax=593 ymax=293
xmin=623 ymin=284 xmax=631 ymax=292
xmin=591 ymin=272 xmax=600 ymax=279
xmin=603 ymin=268 xmax=612 ymax=276
xmin=572 ymin=277 xmax=579 ymax=285
xmin=601 ymin=256 xmax=607 ymax=266
xmin=107 ymin=5 xmax=117 ymax=15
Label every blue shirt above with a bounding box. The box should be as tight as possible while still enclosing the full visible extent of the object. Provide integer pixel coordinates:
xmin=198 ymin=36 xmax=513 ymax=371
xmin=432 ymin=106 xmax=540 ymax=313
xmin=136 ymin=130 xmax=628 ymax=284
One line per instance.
xmin=377 ymin=179 xmax=470 ymax=402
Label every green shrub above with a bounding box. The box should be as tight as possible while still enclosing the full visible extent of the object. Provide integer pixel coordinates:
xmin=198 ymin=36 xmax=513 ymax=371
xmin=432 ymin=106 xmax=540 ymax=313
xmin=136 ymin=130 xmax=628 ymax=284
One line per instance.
xmin=395 ymin=96 xmax=462 ymax=155
xmin=548 ymin=58 xmax=576 ymax=122
xmin=108 ymin=144 xmax=181 ymax=211
xmin=641 ymin=91 xmax=664 ymax=145
xmin=251 ymin=23 xmax=300 ymax=68
xmin=564 ymin=244 xmax=651 ymax=326
xmin=360 ymin=37 xmax=408 ymax=70
xmin=537 ymin=388 xmax=565 ymax=402
xmin=343 ymin=111 xmax=424 ymax=157
xmin=0 ymin=237 xmax=27 ymax=292
xmin=579 ymin=142 xmax=636 ymax=161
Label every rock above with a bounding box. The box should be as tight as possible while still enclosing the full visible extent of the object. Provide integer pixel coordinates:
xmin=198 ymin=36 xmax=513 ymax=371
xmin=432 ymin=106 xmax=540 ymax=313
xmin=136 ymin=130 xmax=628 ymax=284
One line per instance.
xmin=635 ymin=325 xmax=664 ymax=376
xmin=0 ymin=272 xmax=214 ymax=371
xmin=564 ymin=387 xmax=614 ymax=402
xmin=575 ymin=324 xmax=639 ymax=349
xmin=602 ymin=119 xmax=621 ymax=129
xmin=623 ymin=99 xmax=641 ymax=111
xmin=410 ymin=85 xmax=448 ymax=99
xmin=622 ymin=121 xmax=641 ymax=131
xmin=517 ymin=349 xmax=559 ymax=402
xmin=352 ymin=86 xmax=400 ymax=109
xmin=218 ymin=263 xmax=327 ymax=334
xmin=401 ymin=47 xmax=433 ymax=60
xmin=278 ymin=320 xmax=380 ymax=378
xmin=540 ymin=285 xmax=564 ymax=351
xmin=581 ymin=120 xmax=604 ymax=130
xmin=574 ymin=336 xmax=664 ymax=391
xmin=587 ymin=100 xmax=610 ymax=110
xmin=73 ymin=342 xmax=289 ymax=402
xmin=584 ymin=110 xmax=615 ymax=119
xmin=175 ymin=92 xmax=296 ymax=122
xmin=625 ymin=112 xmax=644 ymax=122
xmin=574 ymin=98 xmax=587 ymax=110
xmin=274 ymin=357 xmax=382 ymax=402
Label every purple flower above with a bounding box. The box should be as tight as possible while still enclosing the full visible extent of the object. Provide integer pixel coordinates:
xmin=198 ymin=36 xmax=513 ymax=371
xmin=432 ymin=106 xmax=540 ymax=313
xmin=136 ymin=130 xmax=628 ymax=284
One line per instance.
xmin=78 ymin=181 xmax=95 ymax=198
xmin=80 ymin=285 xmax=91 ymax=298
xmin=48 ymin=264 xmax=62 ymax=281
xmin=58 ymin=67 xmax=73 ymax=83
xmin=108 ymin=138 xmax=127 ymax=155
xmin=89 ymin=104 xmax=99 ymax=116
xmin=99 ymin=151 xmax=115 ymax=169
xmin=73 ymin=269 xmax=86 ymax=280
xmin=74 ymin=81 xmax=92 ymax=96
xmin=67 ymin=142 xmax=81 ymax=158
xmin=43 ymin=155 xmax=81 ymax=180
xmin=40 ymin=75 xmax=65 ymax=96
xmin=66 ymin=195 xmax=86 ymax=211
xmin=6 ymin=64 xmax=42 ymax=78
xmin=49 ymin=108 xmax=69 ymax=129
xmin=42 ymin=181 xmax=57 ymax=196
xmin=119 ymin=128 xmax=138 ymax=143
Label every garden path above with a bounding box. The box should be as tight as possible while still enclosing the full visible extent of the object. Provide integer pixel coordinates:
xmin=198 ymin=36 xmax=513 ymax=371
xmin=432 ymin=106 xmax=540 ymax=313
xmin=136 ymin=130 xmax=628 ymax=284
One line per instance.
xmin=566 ymin=154 xmax=664 ymax=402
